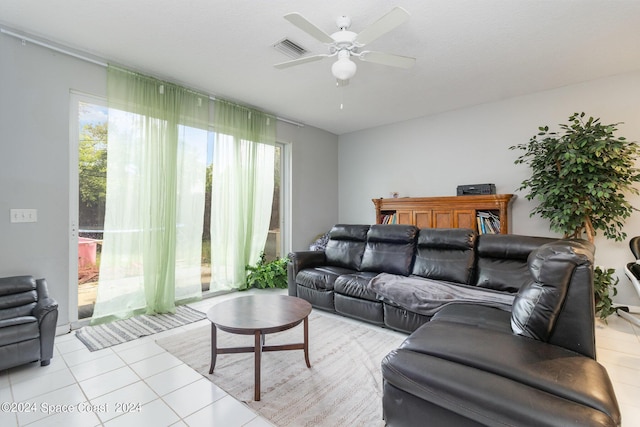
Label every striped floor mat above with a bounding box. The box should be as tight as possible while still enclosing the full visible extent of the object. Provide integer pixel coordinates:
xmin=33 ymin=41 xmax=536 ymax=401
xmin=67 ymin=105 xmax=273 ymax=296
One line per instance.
xmin=75 ymin=305 xmax=206 ymax=351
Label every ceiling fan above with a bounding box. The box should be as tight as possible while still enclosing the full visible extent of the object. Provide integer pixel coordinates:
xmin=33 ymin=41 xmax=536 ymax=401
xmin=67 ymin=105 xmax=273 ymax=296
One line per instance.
xmin=274 ymin=7 xmax=416 ymax=84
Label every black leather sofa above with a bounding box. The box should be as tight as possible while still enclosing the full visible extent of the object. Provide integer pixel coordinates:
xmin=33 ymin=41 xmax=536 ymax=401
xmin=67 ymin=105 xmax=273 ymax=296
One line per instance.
xmin=0 ymin=276 xmax=59 ymax=371
xmin=288 ymin=224 xmax=620 ymax=426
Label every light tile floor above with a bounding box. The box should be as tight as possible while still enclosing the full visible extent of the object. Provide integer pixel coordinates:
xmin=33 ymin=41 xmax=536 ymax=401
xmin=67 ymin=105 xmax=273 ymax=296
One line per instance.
xmin=1 ymin=288 xmax=639 ymax=426
xmin=594 ymin=311 xmax=640 ymax=424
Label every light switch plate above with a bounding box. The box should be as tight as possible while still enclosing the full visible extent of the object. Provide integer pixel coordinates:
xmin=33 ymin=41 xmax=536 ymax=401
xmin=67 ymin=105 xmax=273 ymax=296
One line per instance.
xmin=10 ymin=209 xmax=38 ymax=223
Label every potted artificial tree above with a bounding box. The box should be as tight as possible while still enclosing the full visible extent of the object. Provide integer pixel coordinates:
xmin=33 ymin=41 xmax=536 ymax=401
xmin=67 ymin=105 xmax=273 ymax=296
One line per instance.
xmin=510 ymin=112 xmax=640 ymax=319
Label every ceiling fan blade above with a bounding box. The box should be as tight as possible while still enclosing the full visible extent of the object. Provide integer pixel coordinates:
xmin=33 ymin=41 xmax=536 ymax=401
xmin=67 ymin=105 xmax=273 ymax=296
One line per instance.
xmin=356 ymin=7 xmax=410 ymax=46
xmin=284 ymin=13 xmax=334 ymax=44
xmin=359 ymin=51 xmax=416 ymax=69
xmin=274 ymin=54 xmax=329 ymax=69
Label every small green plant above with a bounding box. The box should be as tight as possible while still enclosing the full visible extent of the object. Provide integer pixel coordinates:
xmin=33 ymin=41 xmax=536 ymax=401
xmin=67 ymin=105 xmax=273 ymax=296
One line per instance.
xmin=242 ymin=252 xmax=289 ymax=291
xmin=594 ymin=266 xmax=619 ymax=321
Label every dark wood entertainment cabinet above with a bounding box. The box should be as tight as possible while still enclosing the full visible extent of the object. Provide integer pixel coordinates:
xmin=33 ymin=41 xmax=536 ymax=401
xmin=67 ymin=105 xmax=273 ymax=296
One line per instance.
xmin=373 ymin=194 xmax=515 ymax=234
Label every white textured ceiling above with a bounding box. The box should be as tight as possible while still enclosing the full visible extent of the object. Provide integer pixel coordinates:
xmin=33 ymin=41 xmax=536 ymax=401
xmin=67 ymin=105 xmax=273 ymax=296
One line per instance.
xmin=1 ymin=0 xmax=639 ymax=135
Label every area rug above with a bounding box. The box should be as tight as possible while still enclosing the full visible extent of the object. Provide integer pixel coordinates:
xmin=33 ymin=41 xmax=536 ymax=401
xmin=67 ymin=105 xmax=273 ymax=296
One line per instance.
xmin=75 ymin=305 xmax=206 ymax=351
xmin=156 ymin=311 xmax=406 ymax=427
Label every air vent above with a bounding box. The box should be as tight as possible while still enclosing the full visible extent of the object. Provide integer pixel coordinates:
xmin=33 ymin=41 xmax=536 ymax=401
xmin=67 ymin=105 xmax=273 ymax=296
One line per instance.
xmin=273 ymin=38 xmax=308 ymax=59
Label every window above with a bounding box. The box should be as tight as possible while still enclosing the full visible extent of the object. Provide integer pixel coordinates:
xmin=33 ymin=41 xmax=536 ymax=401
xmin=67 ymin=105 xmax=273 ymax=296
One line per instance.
xmin=71 ymin=95 xmax=287 ymax=320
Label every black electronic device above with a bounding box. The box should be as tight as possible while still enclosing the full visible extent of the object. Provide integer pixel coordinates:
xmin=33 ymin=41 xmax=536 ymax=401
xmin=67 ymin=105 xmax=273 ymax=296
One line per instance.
xmin=456 ymin=183 xmax=496 ymax=196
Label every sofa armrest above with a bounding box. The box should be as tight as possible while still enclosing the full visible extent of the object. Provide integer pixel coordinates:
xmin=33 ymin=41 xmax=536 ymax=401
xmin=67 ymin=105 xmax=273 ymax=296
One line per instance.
xmin=287 ymin=251 xmax=327 ymax=296
xmin=33 ymin=278 xmax=58 ymax=365
xmin=547 ymin=240 xmax=596 ymax=358
xmin=33 ymin=278 xmax=58 ymax=324
xmin=512 ymin=239 xmax=596 ymax=358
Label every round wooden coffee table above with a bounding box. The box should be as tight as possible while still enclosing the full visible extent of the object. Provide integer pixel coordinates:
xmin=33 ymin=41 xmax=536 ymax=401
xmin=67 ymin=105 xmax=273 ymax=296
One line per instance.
xmin=207 ymin=295 xmax=312 ymax=401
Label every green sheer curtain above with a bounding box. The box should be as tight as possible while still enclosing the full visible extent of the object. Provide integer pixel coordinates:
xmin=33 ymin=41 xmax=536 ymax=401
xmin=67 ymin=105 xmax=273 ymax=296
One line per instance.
xmin=93 ymin=66 xmax=209 ymax=324
xmin=209 ymin=99 xmax=276 ymax=291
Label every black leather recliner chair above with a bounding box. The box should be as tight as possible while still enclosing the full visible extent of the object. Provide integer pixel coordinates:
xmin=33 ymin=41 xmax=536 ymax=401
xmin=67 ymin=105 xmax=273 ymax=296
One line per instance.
xmin=0 ymin=276 xmax=59 ymax=371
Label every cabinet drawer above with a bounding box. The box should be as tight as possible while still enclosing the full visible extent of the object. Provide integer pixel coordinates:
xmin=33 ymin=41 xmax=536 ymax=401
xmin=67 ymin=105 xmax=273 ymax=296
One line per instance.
xmin=433 ymin=210 xmax=453 ymax=228
xmin=454 ymin=210 xmax=475 ymax=229
xmin=413 ymin=211 xmax=432 ymax=228
xmin=396 ymin=210 xmax=413 ymax=225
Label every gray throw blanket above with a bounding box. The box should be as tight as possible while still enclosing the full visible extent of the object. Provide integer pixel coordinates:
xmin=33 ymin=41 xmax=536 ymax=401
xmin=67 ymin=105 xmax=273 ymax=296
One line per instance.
xmin=368 ymin=273 xmax=515 ymax=316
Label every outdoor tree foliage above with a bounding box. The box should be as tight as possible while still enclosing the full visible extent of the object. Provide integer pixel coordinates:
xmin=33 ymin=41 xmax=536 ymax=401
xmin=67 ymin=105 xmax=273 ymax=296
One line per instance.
xmin=511 ymin=112 xmax=640 ymax=243
xmin=79 ymin=123 xmax=108 ymax=224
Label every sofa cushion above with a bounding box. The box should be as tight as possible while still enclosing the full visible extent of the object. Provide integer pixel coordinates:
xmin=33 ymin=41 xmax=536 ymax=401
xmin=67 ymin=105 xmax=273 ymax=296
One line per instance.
xmin=382 ymin=344 xmax=619 ymax=427
xmin=474 ymin=234 xmax=556 ymax=292
xmin=396 ymin=320 xmax=620 ymax=424
xmin=369 ymin=273 xmax=514 ymax=317
xmin=511 ymin=240 xmax=590 ymax=341
xmin=324 ymin=224 xmax=370 ymax=270
xmin=430 ymin=303 xmax=512 ymax=334
xmin=296 ymin=266 xmax=355 ymax=291
xmin=411 ymin=228 xmax=476 ymax=284
xmin=334 ymin=271 xmax=379 ymax=301
xmin=360 ymin=225 xmax=418 ymax=275
xmin=0 ymin=276 xmax=37 ymax=296
xmin=0 ymin=316 xmax=39 ymax=347
xmin=0 ymin=276 xmax=38 ymax=321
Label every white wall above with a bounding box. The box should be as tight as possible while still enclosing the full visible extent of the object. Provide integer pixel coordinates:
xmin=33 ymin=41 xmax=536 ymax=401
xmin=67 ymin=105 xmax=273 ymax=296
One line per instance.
xmin=0 ymin=32 xmax=339 ymax=330
xmin=339 ymin=71 xmax=640 ymax=306
xmin=278 ymin=122 xmax=339 ymax=251
xmin=0 ymin=35 xmax=105 ymax=329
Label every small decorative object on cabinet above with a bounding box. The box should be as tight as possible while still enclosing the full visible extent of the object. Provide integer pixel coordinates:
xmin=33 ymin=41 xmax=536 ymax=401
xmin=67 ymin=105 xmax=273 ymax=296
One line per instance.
xmin=373 ymin=194 xmax=515 ymax=234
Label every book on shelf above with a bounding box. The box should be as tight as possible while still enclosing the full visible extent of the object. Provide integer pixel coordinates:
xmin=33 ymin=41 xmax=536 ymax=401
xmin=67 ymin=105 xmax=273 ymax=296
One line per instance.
xmin=381 ymin=213 xmax=398 ymax=224
xmin=476 ymin=210 xmax=501 ymax=234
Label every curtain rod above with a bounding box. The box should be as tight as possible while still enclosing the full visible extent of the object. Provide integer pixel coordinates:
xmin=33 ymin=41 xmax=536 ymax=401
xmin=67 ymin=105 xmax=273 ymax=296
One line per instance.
xmin=1 ymin=28 xmax=108 ymax=67
xmin=1 ymin=27 xmax=304 ymax=128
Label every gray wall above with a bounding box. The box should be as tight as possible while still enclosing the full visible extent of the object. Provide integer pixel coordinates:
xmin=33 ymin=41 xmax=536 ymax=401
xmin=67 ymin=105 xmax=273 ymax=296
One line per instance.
xmin=338 ymin=70 xmax=640 ymax=307
xmin=0 ymin=32 xmax=339 ymax=330
xmin=278 ymin=122 xmax=339 ymax=251
xmin=0 ymin=35 xmax=105 ymax=329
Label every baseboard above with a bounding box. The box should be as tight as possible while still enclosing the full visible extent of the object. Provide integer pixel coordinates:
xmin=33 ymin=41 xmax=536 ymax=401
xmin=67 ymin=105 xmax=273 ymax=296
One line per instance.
xmin=56 ymin=323 xmax=71 ymax=336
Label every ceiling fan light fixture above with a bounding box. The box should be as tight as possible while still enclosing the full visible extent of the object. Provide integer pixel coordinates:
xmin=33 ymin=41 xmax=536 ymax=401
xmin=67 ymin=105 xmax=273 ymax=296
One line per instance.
xmin=331 ymin=54 xmax=357 ymax=81
xmin=276 ymin=8 xmax=414 ymax=84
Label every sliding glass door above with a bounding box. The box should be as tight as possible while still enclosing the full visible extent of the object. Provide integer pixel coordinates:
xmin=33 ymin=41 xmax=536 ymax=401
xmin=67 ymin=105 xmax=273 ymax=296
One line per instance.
xmin=73 ymin=97 xmax=108 ymax=320
xmin=70 ymin=93 xmax=287 ymax=321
